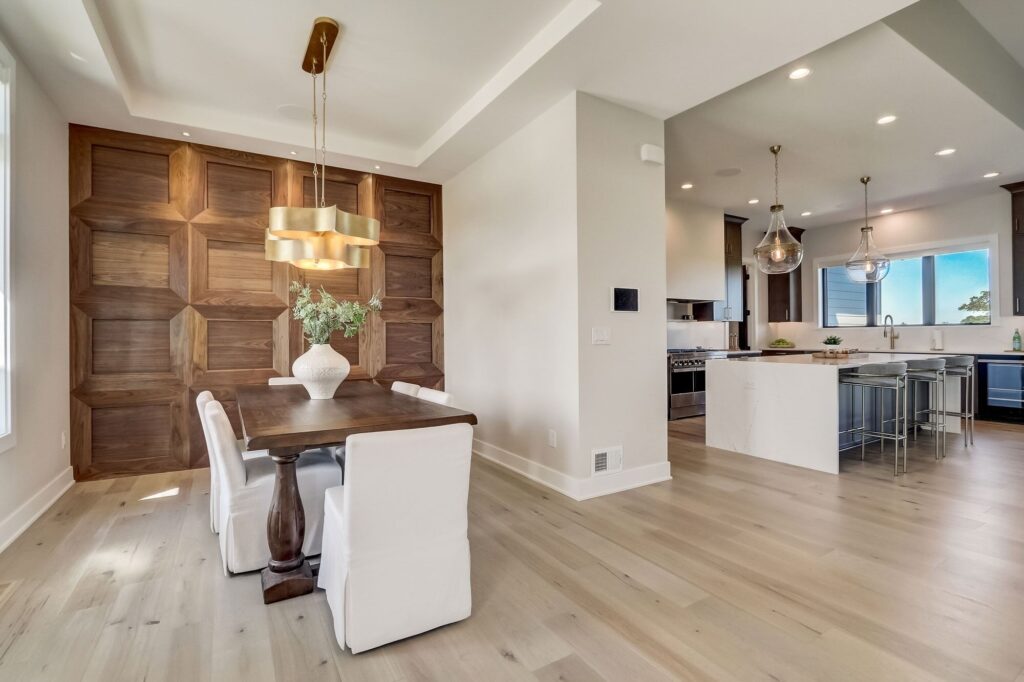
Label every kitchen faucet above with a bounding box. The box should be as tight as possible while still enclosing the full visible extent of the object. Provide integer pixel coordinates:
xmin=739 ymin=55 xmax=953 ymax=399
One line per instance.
xmin=883 ymin=314 xmax=899 ymax=350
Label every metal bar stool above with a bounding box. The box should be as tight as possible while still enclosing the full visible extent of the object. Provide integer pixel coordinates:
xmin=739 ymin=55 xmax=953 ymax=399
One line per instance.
xmin=941 ymin=355 xmax=975 ymax=446
xmin=907 ymin=357 xmax=947 ymax=460
xmin=839 ymin=362 xmax=908 ymax=476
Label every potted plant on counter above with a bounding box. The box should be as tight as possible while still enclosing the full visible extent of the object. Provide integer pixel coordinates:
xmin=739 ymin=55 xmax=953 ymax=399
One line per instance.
xmin=290 ymin=281 xmax=382 ymax=399
xmin=821 ymin=335 xmax=844 ymax=356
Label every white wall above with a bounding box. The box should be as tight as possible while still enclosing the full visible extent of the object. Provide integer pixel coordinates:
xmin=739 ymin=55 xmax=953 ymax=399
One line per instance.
xmin=744 ymin=192 xmax=1016 ymax=352
xmin=445 ymin=91 xmax=669 ymax=500
xmin=444 ymin=92 xmax=582 ymax=486
xmin=0 ymin=39 xmax=72 ymax=552
xmin=575 ymin=93 xmax=667 ymax=490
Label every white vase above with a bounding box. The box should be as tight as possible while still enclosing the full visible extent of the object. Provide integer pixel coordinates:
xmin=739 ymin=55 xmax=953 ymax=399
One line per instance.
xmin=292 ymin=343 xmax=350 ymax=399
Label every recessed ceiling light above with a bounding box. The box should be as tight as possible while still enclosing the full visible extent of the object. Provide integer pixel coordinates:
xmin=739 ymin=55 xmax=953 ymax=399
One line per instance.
xmin=788 ymin=67 xmax=811 ymax=80
xmin=935 ymin=148 xmax=956 ymax=156
xmin=984 ymin=171 xmax=1000 ymax=178
xmin=880 ymin=208 xmax=894 ymax=214
xmin=748 ymin=198 xmax=760 ymax=205
xmin=680 ymin=183 xmax=694 ymax=190
xmin=876 ymin=115 xmax=897 ymax=125
xmin=801 ymin=211 xmax=812 ymax=217
xmin=374 ymin=165 xmax=381 ymax=170
xmin=181 ymin=131 xmax=191 ymax=137
xmin=289 ymin=150 xmax=297 ymax=156
xmin=69 ymin=51 xmax=87 ymax=63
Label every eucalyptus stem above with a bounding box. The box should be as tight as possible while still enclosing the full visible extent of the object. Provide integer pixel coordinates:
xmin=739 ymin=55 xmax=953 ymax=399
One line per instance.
xmin=290 ymin=281 xmax=382 ymax=346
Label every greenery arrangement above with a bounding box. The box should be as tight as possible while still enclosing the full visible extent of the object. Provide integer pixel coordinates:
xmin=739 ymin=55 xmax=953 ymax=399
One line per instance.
xmin=823 ymin=335 xmax=843 ymax=346
xmin=768 ymin=338 xmax=795 ymax=348
xmin=290 ymin=281 xmax=382 ymax=346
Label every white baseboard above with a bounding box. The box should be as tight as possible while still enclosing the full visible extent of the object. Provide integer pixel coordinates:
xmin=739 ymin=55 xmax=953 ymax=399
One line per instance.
xmin=573 ymin=460 xmax=672 ymax=500
xmin=473 ymin=439 xmax=671 ymax=501
xmin=0 ymin=466 xmax=74 ymax=555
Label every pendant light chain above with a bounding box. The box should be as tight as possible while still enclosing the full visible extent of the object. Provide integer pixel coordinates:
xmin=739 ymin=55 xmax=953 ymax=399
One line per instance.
xmin=864 ymin=177 xmax=869 ymax=229
xmin=320 ymin=32 xmax=328 ymax=208
xmin=774 ymin=149 xmax=780 ymax=206
xmin=311 ymin=60 xmax=319 ymax=209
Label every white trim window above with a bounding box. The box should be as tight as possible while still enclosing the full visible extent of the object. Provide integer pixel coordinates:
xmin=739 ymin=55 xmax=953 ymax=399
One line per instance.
xmin=818 ymin=238 xmax=997 ymax=329
xmin=0 ymin=39 xmax=13 ymax=452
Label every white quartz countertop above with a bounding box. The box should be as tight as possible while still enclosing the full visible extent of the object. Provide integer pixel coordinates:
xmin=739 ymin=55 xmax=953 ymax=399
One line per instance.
xmin=718 ymin=352 xmax=957 ymax=369
xmin=760 ymin=347 xmax=1024 ymax=356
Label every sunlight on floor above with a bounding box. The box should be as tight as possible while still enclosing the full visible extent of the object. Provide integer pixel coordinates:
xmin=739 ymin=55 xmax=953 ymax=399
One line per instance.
xmin=138 ymin=487 xmax=180 ymax=501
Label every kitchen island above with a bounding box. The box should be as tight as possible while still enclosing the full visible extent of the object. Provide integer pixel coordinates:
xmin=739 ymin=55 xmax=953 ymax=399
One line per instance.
xmin=705 ymin=353 xmax=962 ymax=474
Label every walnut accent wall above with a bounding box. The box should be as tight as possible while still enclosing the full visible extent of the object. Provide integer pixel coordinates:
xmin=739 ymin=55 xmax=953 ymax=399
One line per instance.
xmin=69 ymin=125 xmax=444 ymax=480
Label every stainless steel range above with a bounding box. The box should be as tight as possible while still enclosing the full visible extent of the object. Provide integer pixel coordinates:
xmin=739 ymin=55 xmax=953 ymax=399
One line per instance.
xmin=668 ymin=349 xmax=726 ymax=419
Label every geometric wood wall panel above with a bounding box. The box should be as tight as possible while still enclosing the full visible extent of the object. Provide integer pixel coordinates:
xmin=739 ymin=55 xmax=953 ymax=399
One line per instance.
xmin=385 ymin=254 xmax=432 ymax=298
xmin=302 ymin=176 xmax=358 ymax=213
xmin=92 ymin=320 xmax=172 ymax=374
xmin=90 ymin=146 xmax=170 ymax=204
xmin=91 ymin=231 xmax=170 ymax=288
xmin=380 ymin=189 xmax=432 ymax=234
xmin=70 ymin=124 xmax=443 ymax=480
xmin=92 ymin=404 xmax=173 ymax=464
xmin=207 ymin=240 xmax=273 ymax=292
xmin=207 ymin=320 xmax=275 ymax=370
xmin=206 ymin=163 xmax=273 ymax=214
xmin=385 ymin=322 xmax=433 ymax=364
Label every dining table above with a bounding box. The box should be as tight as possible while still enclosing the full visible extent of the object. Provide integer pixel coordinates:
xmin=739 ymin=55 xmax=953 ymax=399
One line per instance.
xmin=235 ymin=380 xmax=478 ymax=604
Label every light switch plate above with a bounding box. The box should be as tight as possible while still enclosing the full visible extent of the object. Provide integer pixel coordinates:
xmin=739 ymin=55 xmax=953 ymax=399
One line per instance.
xmin=591 ymin=327 xmax=611 ymax=345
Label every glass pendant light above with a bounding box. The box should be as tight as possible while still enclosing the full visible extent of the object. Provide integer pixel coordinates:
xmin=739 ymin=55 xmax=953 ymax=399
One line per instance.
xmin=754 ymin=145 xmax=803 ymax=274
xmin=845 ymin=176 xmax=890 ymax=283
xmin=265 ymin=17 xmax=379 ymax=270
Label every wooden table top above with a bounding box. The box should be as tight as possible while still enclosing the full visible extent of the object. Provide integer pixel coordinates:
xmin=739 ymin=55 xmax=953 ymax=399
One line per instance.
xmin=235 ymin=381 xmax=478 ymax=451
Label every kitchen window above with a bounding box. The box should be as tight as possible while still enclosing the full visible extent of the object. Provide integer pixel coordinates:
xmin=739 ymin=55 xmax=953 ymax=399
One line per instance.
xmin=821 ymin=247 xmax=991 ymax=328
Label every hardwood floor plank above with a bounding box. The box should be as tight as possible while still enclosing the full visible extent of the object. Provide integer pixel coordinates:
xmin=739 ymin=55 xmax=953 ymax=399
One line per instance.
xmin=0 ymin=418 xmax=1022 ymax=680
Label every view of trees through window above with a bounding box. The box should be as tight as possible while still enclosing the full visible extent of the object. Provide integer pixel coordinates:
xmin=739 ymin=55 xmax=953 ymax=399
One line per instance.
xmin=821 ymin=248 xmax=990 ymax=327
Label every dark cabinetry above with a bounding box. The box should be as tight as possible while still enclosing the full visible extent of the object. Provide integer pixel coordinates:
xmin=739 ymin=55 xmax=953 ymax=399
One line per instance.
xmin=766 ymin=226 xmax=805 ymax=322
xmin=1006 ymin=182 xmax=1024 ymax=315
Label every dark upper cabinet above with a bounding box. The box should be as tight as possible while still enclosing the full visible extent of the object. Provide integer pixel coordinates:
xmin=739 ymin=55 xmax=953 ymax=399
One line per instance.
xmin=694 ymin=215 xmax=747 ymax=322
xmin=766 ymin=227 xmax=805 ymax=323
xmin=1007 ymin=182 xmax=1024 ymax=316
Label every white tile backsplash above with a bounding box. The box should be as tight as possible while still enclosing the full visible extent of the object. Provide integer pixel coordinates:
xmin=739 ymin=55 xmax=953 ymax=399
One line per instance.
xmin=667 ymin=321 xmax=728 ymax=350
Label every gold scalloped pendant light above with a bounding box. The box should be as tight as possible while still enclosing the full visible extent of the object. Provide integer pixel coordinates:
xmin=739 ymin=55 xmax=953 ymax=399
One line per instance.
xmin=265 ymin=17 xmax=379 ymax=270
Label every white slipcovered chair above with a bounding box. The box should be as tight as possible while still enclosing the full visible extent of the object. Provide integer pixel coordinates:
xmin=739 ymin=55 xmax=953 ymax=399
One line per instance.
xmin=417 ymin=387 xmax=455 ymax=407
xmin=390 ymin=381 xmax=420 ymax=397
xmin=204 ymin=399 xmax=343 ymax=574
xmin=196 ymin=390 xmax=268 ymax=534
xmin=318 ymin=423 xmax=474 ymax=653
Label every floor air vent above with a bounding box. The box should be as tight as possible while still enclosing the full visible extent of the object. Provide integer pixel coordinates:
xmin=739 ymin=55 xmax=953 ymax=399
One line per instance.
xmin=591 ymin=446 xmax=623 ymax=476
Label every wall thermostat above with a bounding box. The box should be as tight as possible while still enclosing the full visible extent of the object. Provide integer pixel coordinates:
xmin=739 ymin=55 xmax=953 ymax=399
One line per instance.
xmin=611 ymin=287 xmax=639 ymax=312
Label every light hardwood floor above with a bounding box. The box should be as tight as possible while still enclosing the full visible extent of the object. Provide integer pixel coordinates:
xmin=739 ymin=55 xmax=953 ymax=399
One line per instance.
xmin=1 ymin=418 xmax=1024 ymax=681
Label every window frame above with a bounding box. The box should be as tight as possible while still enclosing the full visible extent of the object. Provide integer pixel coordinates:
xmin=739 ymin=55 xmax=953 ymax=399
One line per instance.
xmin=817 ymin=237 xmax=998 ymax=330
xmin=0 ymin=38 xmax=13 ymax=454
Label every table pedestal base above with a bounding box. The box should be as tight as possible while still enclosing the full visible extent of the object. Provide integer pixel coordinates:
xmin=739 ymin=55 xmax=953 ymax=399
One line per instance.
xmin=262 ymin=447 xmax=313 ymax=604
xmin=261 ymin=560 xmax=314 ymax=604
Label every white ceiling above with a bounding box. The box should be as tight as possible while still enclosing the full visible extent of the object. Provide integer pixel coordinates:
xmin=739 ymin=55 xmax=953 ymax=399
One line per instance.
xmin=665 ymin=19 xmax=1024 ymax=229
xmin=0 ymin=0 xmax=915 ymax=182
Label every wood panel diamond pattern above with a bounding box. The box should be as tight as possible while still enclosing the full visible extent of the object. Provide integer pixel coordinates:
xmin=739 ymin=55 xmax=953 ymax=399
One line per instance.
xmin=70 ymin=125 xmax=443 ymax=479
